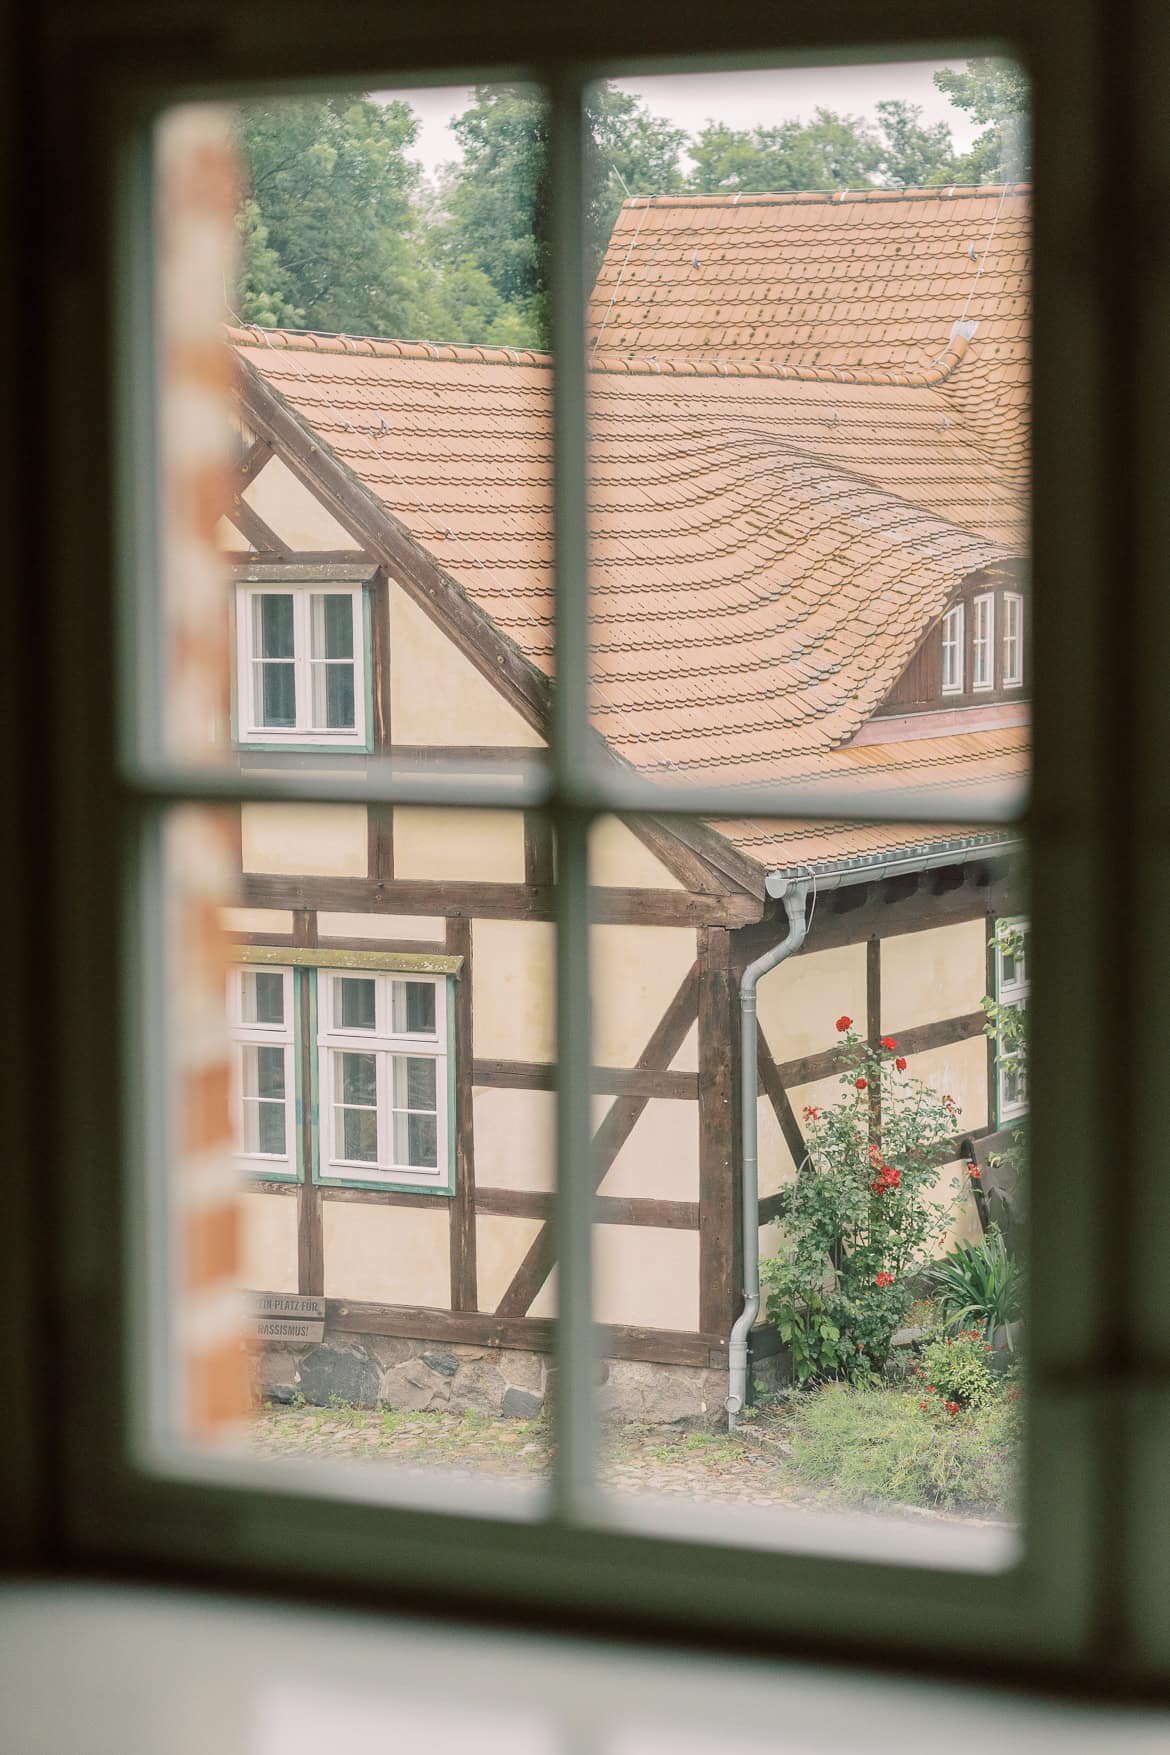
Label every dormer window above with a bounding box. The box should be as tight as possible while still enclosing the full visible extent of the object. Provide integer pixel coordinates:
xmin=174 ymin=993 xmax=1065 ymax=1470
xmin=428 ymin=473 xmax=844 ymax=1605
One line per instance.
xmin=972 ymin=592 xmax=996 ymax=691
xmin=941 ymin=604 xmax=965 ymax=694
xmin=1002 ymin=591 xmax=1024 ymax=688
xmin=234 ymin=582 xmax=368 ymax=748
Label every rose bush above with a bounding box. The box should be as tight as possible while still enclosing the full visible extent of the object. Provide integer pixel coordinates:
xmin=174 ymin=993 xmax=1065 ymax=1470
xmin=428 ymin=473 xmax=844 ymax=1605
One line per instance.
xmin=762 ymin=1022 xmax=963 ymax=1384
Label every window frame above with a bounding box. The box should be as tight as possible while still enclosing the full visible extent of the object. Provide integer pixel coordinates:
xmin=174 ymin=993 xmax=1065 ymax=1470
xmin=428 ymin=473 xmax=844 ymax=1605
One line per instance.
xmin=227 ymin=963 xmax=298 ymax=1182
xmin=941 ymin=602 xmax=966 ymax=694
xmin=316 ymin=968 xmax=455 ymax=1194
xmin=972 ymin=590 xmax=997 ymax=692
xmin=1002 ymin=589 xmax=1025 ymax=689
xmin=31 ymin=0 xmax=1165 ymax=1693
xmin=995 ymin=919 xmax=1030 ymax=1124
xmin=233 ymin=581 xmax=370 ymax=751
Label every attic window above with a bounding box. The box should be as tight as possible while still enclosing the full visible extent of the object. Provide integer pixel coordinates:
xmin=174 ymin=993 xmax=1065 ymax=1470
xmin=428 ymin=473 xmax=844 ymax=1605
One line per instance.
xmin=972 ymin=592 xmax=996 ymax=691
xmin=941 ymin=603 xmax=965 ymax=693
xmin=234 ymin=582 xmax=368 ymax=749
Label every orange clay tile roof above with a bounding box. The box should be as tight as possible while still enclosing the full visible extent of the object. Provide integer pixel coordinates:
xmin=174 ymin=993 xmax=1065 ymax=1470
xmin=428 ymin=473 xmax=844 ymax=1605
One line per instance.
xmin=227 ymin=185 xmax=1029 ymax=879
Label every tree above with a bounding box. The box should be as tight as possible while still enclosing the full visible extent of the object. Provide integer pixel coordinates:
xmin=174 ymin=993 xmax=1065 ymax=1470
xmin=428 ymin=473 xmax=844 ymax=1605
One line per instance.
xmin=873 ymin=99 xmax=961 ymax=189
xmin=437 ymin=82 xmax=687 ymax=345
xmin=234 ymin=95 xmax=439 ymax=337
xmin=933 ymin=59 xmax=1031 ymax=183
xmin=687 ymin=108 xmax=883 ymax=194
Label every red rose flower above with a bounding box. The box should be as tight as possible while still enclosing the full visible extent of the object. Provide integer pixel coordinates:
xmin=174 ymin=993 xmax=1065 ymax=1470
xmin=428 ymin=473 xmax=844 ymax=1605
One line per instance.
xmin=895 ymin=1057 xmax=907 ymax=1072
xmin=946 ymin=1401 xmax=960 ymax=1417
xmin=855 ymin=1077 xmax=868 ymax=1091
xmin=835 ymin=1015 xmax=852 ymax=1033
xmin=874 ymin=1271 xmax=895 ymax=1288
xmin=802 ymin=1105 xmax=820 ymax=1121
xmin=968 ymin=1163 xmax=982 ymax=1180
xmin=880 ymin=1036 xmax=897 ymax=1051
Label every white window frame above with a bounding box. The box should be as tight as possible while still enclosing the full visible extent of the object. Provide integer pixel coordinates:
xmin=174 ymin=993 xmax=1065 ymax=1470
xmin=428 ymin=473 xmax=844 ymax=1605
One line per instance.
xmin=235 ymin=582 xmax=367 ymax=747
xmin=941 ymin=602 xmax=965 ymax=694
xmin=972 ymin=591 xmax=996 ymax=691
xmin=995 ymin=921 xmax=1030 ymax=1123
xmin=317 ymin=970 xmax=451 ymax=1190
xmin=227 ymin=964 xmax=296 ymax=1179
xmin=1002 ymin=590 xmax=1024 ymax=689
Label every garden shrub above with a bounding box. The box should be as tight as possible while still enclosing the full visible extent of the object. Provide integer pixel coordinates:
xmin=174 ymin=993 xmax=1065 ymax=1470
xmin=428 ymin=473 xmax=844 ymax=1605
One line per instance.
xmin=761 ymin=1019 xmax=968 ymax=1383
xmin=915 ymin=1330 xmax=998 ymax=1411
xmin=786 ymin=1385 xmax=1018 ymax=1514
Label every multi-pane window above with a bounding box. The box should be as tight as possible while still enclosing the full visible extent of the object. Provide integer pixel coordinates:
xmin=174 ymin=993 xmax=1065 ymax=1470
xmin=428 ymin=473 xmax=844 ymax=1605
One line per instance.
xmin=1003 ymin=591 xmax=1024 ymax=688
xmin=235 ymin=585 xmax=366 ymax=746
xmin=995 ymin=921 xmax=1030 ymax=1123
xmin=318 ymin=971 xmax=451 ymax=1190
xmin=228 ymin=966 xmax=295 ymax=1177
xmin=941 ymin=603 xmax=965 ymax=693
xmin=972 ymin=592 xmax=996 ymax=691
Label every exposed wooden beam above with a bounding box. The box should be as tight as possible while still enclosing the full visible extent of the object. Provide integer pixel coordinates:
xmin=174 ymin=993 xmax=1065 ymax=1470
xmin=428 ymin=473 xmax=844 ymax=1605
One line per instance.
xmin=756 ymin=1025 xmax=808 ymax=1171
xmin=866 ymin=936 xmax=883 ymax=1142
xmin=471 ymin=1058 xmax=697 ymax=1100
xmin=523 ymin=812 xmax=555 ymax=887
xmin=447 ymin=916 xmax=477 ymax=1312
xmin=242 ymin=872 xmax=762 ymax=928
xmin=224 ymin=495 xmax=291 ymax=558
xmin=767 ymin=1007 xmax=988 ymax=1093
xmin=476 ymin=1188 xmax=699 ymax=1228
xmin=494 ymin=961 xmax=701 ymax=1317
xmin=324 ymin=1298 xmax=721 ymax=1368
xmin=698 ymin=925 xmax=738 ymax=1337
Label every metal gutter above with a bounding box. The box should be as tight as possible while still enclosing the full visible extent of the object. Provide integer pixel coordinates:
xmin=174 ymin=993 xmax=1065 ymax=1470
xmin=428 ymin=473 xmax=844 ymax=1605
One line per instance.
xmin=764 ymin=833 xmax=1022 ymax=898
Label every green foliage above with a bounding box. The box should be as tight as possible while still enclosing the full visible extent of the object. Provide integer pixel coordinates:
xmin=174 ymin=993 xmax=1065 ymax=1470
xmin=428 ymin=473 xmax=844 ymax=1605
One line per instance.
xmin=761 ymin=1024 xmax=963 ymax=1384
xmin=926 ymin=1225 xmax=1024 ymax=1346
xmin=687 ymin=108 xmax=881 ymax=194
xmin=915 ymin=1330 xmax=998 ymax=1410
xmin=437 ymin=82 xmax=686 ymax=345
xmin=933 ymin=59 xmax=1031 ymax=183
xmin=786 ymin=1385 xmax=1018 ymax=1513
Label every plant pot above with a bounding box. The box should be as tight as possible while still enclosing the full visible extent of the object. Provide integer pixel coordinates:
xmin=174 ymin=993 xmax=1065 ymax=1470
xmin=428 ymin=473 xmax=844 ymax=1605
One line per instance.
xmin=991 ymin=1319 xmax=1023 ymax=1354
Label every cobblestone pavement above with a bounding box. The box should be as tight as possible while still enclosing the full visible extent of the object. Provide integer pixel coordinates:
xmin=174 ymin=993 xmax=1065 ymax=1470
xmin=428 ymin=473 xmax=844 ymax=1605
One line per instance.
xmin=246 ymin=1405 xmax=1010 ymax=1525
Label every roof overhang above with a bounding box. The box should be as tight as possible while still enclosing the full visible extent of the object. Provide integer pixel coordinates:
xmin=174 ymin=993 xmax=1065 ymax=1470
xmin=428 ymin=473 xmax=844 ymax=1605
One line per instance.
xmin=764 ymin=833 xmax=1022 ymax=897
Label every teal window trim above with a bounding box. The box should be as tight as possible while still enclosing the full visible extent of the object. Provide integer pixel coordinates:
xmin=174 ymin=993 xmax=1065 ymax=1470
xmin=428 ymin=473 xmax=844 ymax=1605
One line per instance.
xmin=229 ymin=579 xmax=375 ymax=755
xmin=307 ymin=968 xmax=457 ymax=1199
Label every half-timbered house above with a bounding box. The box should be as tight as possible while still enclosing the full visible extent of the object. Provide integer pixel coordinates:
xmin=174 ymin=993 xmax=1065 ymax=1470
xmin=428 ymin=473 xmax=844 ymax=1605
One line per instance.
xmin=221 ymin=184 xmax=1030 ymax=1425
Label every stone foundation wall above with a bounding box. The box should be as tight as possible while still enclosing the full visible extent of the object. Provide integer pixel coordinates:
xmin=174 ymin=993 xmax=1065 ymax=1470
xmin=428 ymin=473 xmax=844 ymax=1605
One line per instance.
xmin=254 ymin=1333 xmax=753 ymax=1431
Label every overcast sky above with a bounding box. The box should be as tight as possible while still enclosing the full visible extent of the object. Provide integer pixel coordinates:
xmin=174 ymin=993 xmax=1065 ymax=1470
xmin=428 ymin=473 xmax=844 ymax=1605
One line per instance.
xmin=379 ymin=61 xmax=983 ymax=180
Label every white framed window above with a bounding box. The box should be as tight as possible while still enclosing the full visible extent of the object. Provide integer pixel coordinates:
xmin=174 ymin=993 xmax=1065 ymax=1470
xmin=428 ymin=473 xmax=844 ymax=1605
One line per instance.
xmin=235 ymin=584 xmax=367 ymax=747
xmin=1002 ymin=591 xmax=1024 ymax=688
xmin=317 ymin=970 xmax=451 ymax=1191
xmin=228 ymin=965 xmax=296 ymax=1178
xmin=972 ymin=592 xmax=996 ymax=691
xmin=941 ymin=603 xmax=965 ymax=693
xmin=995 ymin=921 xmax=1030 ymax=1123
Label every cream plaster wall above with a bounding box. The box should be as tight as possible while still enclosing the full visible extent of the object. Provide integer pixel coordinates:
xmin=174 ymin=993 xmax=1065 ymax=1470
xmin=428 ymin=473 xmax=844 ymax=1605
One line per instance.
xmin=594 ymin=1226 xmax=700 ymax=1331
xmin=317 ymin=912 xmax=446 ymax=942
xmin=393 ymin=807 xmax=526 ymax=883
xmin=216 ymin=516 xmax=251 ymax=550
xmin=904 ymin=1035 xmax=989 ymax=1138
xmin=589 ymin=816 xmax=684 ymax=891
xmin=472 ymin=1088 xmax=556 ymax=1193
xmin=670 ymin=1020 xmax=699 ymax=1075
xmin=241 ymin=803 xmax=369 ymax=877
xmin=596 ymin=1099 xmax=700 ymax=1202
xmin=389 ymin=583 xmax=546 ymax=749
xmin=591 ymin=925 xmax=697 ymax=1068
xmin=221 ymin=907 xmax=294 ymax=935
xmin=237 ymin=1191 xmax=298 ymax=1294
xmin=243 ymin=455 xmax=361 ymax=552
xmin=323 ymin=1201 xmax=451 ymax=1307
xmin=756 ymin=943 xmax=867 ymax=1064
xmin=472 ymin=920 xmax=556 ymax=1063
xmin=475 ymin=1214 xmax=545 ymax=1313
xmin=881 ymin=919 xmax=989 ymax=1031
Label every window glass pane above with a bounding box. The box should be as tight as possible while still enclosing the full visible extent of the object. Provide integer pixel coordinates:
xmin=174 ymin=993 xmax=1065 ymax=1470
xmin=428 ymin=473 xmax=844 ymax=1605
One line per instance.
xmin=337 ymin=976 xmax=376 ymax=1031
xmin=394 ymin=1053 xmax=437 ymax=1113
xmin=339 ymin=1049 xmax=377 ymax=1106
xmin=255 ymin=1043 xmax=286 ymax=1100
xmin=257 ymin=661 xmax=296 ymax=728
xmin=312 ymin=593 xmax=354 ymax=660
xmin=243 ymin=1096 xmax=287 ymax=1156
xmin=392 ymin=980 xmax=436 ymax=1035
xmin=242 ymin=969 xmax=285 ymax=1026
xmin=312 ymin=661 xmax=356 ymax=731
xmin=340 ymin=1105 xmax=379 ymax=1163
xmin=256 ymin=593 xmax=294 ymax=659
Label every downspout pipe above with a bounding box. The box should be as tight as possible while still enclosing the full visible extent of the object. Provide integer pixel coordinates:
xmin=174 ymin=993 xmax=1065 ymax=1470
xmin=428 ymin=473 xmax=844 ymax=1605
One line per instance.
xmin=727 ymin=879 xmax=811 ymax=1428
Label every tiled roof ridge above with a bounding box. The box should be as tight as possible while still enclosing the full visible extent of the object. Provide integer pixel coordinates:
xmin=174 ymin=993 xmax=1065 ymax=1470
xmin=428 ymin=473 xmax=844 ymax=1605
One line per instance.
xmin=618 ymin=182 xmax=1030 ymax=209
xmin=227 ymin=324 xmax=973 ymax=388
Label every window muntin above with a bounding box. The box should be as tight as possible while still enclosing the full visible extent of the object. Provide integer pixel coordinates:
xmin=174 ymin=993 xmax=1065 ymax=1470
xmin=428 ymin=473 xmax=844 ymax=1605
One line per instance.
xmin=1003 ymin=591 xmax=1024 ymax=689
xmin=973 ymin=592 xmax=996 ymax=691
xmin=318 ymin=971 xmax=451 ymax=1188
xmin=942 ymin=603 xmax=965 ymax=694
xmin=236 ymin=584 xmax=366 ymax=746
xmin=229 ymin=965 xmax=296 ymax=1177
